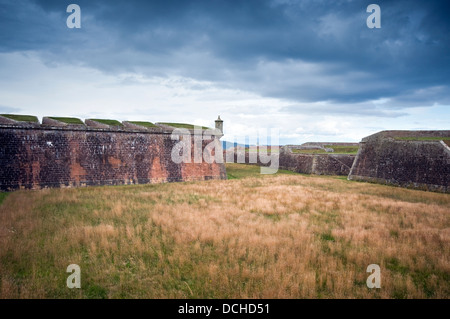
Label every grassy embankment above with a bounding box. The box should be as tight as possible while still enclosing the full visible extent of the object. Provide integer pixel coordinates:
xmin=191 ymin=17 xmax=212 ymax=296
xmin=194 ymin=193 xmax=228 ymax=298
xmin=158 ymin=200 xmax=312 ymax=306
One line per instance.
xmin=48 ymin=117 xmax=84 ymax=125
xmin=88 ymin=119 xmax=123 ymax=126
xmin=0 ymin=163 xmax=448 ymax=298
xmin=292 ymin=145 xmax=359 ymax=155
xmin=0 ymin=114 xmax=39 ymax=123
xmin=128 ymin=121 xmax=158 ymax=128
xmin=158 ymin=123 xmax=212 ymax=130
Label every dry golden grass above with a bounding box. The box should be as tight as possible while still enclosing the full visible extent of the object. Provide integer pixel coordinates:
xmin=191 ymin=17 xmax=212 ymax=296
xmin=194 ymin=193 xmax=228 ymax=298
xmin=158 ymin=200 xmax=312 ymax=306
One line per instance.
xmin=0 ymin=163 xmax=449 ymax=299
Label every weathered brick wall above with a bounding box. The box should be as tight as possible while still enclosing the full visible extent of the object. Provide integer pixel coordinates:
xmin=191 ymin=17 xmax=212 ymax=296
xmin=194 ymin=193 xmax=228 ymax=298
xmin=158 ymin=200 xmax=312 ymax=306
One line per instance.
xmin=348 ymin=130 xmax=450 ymax=193
xmin=278 ymin=148 xmax=355 ymax=175
xmin=0 ymin=124 xmax=226 ymax=191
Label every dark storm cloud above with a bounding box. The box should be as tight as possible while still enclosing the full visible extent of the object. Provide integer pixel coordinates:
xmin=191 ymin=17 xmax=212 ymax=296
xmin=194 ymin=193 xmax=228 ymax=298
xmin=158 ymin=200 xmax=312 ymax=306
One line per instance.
xmin=1 ymin=0 xmax=449 ymax=108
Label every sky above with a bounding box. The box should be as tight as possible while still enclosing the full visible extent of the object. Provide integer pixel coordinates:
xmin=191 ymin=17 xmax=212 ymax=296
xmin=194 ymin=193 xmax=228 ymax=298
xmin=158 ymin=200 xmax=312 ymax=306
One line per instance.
xmin=0 ymin=0 xmax=449 ymax=144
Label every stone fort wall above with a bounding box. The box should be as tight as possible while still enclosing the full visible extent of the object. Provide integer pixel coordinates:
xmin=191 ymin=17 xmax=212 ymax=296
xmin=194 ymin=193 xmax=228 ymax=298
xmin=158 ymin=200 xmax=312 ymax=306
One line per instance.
xmin=348 ymin=130 xmax=450 ymax=193
xmin=279 ymin=147 xmax=355 ymax=176
xmin=225 ymin=130 xmax=449 ymax=194
xmin=0 ymin=116 xmax=226 ymax=191
xmin=224 ymin=147 xmax=355 ymax=176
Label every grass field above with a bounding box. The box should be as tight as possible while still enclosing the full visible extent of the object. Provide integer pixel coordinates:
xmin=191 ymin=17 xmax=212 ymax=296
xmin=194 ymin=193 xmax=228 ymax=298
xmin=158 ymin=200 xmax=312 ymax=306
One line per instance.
xmin=292 ymin=145 xmax=359 ymax=155
xmin=0 ymin=163 xmax=448 ymax=298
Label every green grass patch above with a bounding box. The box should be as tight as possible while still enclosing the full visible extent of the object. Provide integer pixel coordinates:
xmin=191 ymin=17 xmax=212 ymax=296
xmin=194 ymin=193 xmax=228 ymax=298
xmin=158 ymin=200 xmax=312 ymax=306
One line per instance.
xmin=389 ymin=230 xmax=399 ymax=238
xmin=292 ymin=145 xmax=358 ymax=155
xmin=0 ymin=114 xmax=39 ymax=123
xmin=89 ymin=119 xmax=123 ymax=126
xmin=84 ymin=284 xmax=108 ymax=299
xmin=263 ymin=213 xmax=281 ymax=222
xmin=225 ymin=163 xmax=261 ymax=179
xmin=331 ymin=176 xmax=350 ymax=181
xmin=48 ymin=117 xmax=84 ymax=124
xmin=225 ymin=163 xmax=299 ymax=179
xmin=320 ymin=232 xmax=335 ymax=242
xmin=392 ymin=287 xmax=408 ymax=299
xmin=324 ymin=145 xmax=359 ymax=154
xmin=292 ymin=149 xmax=328 ymax=154
xmin=128 ymin=121 xmax=157 ymax=128
xmin=158 ymin=122 xmax=212 ymax=130
xmin=0 ymin=192 xmax=8 ymax=205
xmin=385 ymin=257 xmax=409 ymax=276
xmin=410 ymin=269 xmax=447 ymax=298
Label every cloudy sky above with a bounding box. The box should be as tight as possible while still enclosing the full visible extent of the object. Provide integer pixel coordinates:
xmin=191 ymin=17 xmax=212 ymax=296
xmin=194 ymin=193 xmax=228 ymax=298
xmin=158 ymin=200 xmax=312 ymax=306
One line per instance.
xmin=0 ymin=0 xmax=449 ymax=144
